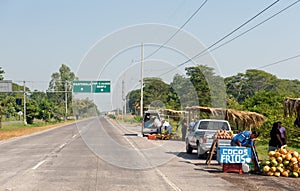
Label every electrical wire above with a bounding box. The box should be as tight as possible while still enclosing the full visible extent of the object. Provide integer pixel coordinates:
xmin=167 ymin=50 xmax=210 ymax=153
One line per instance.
xmin=256 ymin=53 xmax=300 ymax=69
xmin=197 ymin=0 xmax=300 ymax=58
xmin=159 ymin=0 xmax=280 ymax=76
xmin=142 ymin=0 xmax=209 ymax=60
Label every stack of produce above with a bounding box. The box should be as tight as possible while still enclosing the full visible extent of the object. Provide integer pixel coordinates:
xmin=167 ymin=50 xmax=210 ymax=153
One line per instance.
xmin=262 ymin=147 xmax=300 ymax=177
xmin=214 ymin=129 xmax=234 ymax=139
xmin=155 ymin=134 xmax=171 ymax=140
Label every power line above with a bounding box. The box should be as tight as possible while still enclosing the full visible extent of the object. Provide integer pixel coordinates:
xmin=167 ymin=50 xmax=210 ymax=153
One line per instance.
xmin=256 ymin=53 xmax=300 ymax=69
xmin=142 ymin=0 xmax=209 ymax=60
xmin=159 ymin=0 xmax=280 ymax=76
xmin=198 ymin=0 xmax=300 ymax=58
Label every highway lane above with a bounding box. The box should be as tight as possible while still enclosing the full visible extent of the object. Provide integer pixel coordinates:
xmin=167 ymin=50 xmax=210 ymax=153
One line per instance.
xmin=0 ymin=117 xmax=241 ymax=191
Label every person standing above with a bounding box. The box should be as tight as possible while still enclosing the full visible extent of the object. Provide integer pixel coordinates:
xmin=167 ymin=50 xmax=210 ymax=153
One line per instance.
xmin=181 ymin=118 xmax=187 ymax=141
xmin=268 ymin=122 xmax=283 ymax=151
xmin=278 ymin=121 xmax=287 ymax=145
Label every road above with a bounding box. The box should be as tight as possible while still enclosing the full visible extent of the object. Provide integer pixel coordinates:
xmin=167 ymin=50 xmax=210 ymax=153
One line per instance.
xmin=0 ymin=117 xmax=248 ymax=191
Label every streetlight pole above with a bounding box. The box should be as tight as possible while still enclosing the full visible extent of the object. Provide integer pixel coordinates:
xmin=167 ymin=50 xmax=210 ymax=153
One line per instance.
xmin=140 ymin=43 xmax=144 ymax=117
xmin=23 ymin=81 xmax=27 ymax=125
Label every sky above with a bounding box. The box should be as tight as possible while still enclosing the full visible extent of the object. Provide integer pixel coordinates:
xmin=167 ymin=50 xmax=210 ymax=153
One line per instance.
xmin=1 ymin=0 xmax=300 ymax=111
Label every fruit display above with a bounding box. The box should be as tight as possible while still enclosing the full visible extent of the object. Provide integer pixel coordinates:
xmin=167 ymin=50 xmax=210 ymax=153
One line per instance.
xmin=261 ymin=147 xmax=300 ymax=178
xmin=155 ymin=134 xmax=171 ymax=140
xmin=214 ymin=129 xmax=234 ymax=139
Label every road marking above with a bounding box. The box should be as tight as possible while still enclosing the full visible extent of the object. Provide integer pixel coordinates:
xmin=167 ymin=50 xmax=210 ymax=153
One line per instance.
xmin=156 ymin=168 xmax=182 ymax=191
xmin=72 ymin=134 xmax=77 ymax=138
xmin=107 ymin=119 xmax=181 ymax=191
xmin=59 ymin=143 xmax=67 ymax=149
xmin=32 ymin=160 xmax=46 ymax=170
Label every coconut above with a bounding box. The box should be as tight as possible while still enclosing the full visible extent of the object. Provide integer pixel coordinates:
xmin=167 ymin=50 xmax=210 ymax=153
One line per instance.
xmin=286 ymin=153 xmax=292 ymax=161
xmin=269 ymin=151 xmax=276 ymax=157
xmin=275 ymin=151 xmax=281 ymax=158
xmin=292 ymin=172 xmax=299 ymax=178
xmin=283 ymin=160 xmax=290 ymax=166
xmin=293 ymin=151 xmax=299 ymax=158
xmin=267 ymin=171 xmax=274 ymax=176
xmin=277 ymin=167 xmax=284 ymax=173
xmin=277 ymin=156 xmax=283 ymax=163
xmin=263 ymin=165 xmax=270 ymax=173
xmin=279 ymin=148 xmax=288 ymax=155
xmin=274 ymin=172 xmax=281 ymax=177
xmin=291 ymin=157 xmax=298 ymax=164
xmin=271 ymin=159 xmax=278 ymax=167
xmin=282 ymin=171 xmax=289 ymax=177
xmin=271 ymin=166 xmax=277 ymax=172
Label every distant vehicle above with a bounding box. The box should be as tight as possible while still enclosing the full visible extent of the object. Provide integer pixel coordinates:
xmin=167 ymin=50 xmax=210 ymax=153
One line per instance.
xmin=141 ymin=110 xmax=161 ymax=137
xmin=185 ymin=119 xmax=231 ymax=158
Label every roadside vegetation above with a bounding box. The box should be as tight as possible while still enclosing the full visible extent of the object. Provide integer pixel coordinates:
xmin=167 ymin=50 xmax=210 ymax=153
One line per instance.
xmin=1 ymin=64 xmax=300 ymax=157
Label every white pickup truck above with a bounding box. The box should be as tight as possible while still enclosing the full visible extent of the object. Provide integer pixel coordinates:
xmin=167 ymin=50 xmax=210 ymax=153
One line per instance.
xmin=185 ymin=119 xmax=232 ymax=158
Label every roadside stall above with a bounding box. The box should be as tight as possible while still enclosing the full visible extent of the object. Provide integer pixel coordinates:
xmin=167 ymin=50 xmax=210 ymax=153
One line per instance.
xmin=284 ymin=97 xmax=300 ymax=127
xmin=185 ymin=106 xmax=266 ymax=174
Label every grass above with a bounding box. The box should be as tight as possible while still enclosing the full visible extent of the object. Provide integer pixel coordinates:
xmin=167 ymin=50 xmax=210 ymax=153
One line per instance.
xmin=0 ymin=120 xmax=74 ymax=140
xmin=255 ymin=141 xmax=300 ymax=161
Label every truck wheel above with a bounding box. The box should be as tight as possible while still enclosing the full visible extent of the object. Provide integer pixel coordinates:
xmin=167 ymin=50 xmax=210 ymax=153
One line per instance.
xmin=197 ymin=143 xmax=205 ymax=159
xmin=186 ymin=142 xmax=193 ymax=154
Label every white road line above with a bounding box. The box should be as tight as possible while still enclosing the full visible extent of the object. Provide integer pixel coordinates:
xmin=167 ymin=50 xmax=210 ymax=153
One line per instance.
xmin=32 ymin=160 xmax=46 ymax=170
xmin=72 ymin=134 xmax=77 ymax=138
xmin=59 ymin=143 xmax=67 ymax=149
xmin=107 ymin=119 xmax=182 ymax=191
xmin=156 ymin=168 xmax=182 ymax=191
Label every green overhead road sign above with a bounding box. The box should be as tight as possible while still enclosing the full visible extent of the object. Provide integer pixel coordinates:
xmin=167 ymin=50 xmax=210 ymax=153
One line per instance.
xmin=73 ymin=80 xmax=111 ymax=93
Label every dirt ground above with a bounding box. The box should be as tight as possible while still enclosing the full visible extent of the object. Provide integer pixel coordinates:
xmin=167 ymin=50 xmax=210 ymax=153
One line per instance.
xmin=215 ymin=168 xmax=300 ymax=191
xmin=0 ymin=122 xmax=73 ymax=140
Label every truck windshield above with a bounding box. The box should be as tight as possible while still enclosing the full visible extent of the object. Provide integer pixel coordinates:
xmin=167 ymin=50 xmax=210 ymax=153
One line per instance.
xmin=198 ymin=121 xmax=229 ymax=130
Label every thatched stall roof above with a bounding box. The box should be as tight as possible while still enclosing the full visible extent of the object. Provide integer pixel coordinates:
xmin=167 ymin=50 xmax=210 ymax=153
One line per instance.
xmin=185 ymin=106 xmax=266 ymax=128
xmin=284 ymin=98 xmax=300 ymax=118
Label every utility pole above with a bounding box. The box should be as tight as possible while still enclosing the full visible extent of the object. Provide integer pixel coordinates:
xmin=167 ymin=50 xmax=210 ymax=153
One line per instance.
xmin=122 ymin=80 xmax=125 ymax=121
xmin=65 ymin=82 xmax=68 ymax=121
xmin=23 ymin=81 xmax=27 ymax=125
xmin=140 ymin=43 xmax=144 ymax=117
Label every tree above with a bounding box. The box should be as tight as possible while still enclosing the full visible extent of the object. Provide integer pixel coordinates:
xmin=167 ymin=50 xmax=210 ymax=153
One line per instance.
xmin=143 ymin=77 xmax=170 ymax=109
xmin=171 ymin=74 xmax=198 ymax=108
xmin=47 ymin=64 xmax=76 ymax=120
xmin=30 ymin=91 xmax=53 ymax=122
xmin=0 ymin=96 xmax=16 ymax=128
xmin=0 ymin=67 xmax=4 ymax=80
xmin=225 ymin=69 xmax=278 ymax=103
xmin=185 ymin=65 xmax=226 ymax=107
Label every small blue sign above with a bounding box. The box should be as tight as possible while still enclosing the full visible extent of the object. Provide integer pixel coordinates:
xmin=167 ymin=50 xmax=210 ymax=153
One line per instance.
xmin=217 ymin=146 xmax=252 ymax=164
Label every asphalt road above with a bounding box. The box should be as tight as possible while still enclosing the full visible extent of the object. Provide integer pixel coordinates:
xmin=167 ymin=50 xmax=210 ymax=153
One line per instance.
xmin=0 ymin=117 xmax=243 ymax=191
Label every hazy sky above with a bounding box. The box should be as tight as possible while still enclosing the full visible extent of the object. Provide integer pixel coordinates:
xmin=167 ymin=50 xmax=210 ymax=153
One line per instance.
xmin=1 ymin=0 xmax=299 ymax=111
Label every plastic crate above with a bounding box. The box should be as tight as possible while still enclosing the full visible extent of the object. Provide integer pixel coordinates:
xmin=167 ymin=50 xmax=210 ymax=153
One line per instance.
xmin=222 ymin=163 xmax=242 ymax=174
xmin=148 ymin=134 xmax=156 ymax=140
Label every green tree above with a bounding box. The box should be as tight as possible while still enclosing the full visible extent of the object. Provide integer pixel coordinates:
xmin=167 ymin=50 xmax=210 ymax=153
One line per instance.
xmin=26 ymin=99 xmax=38 ymax=124
xmin=127 ymin=89 xmax=140 ymax=115
xmin=30 ymin=91 xmax=53 ymax=122
xmin=225 ymin=69 xmax=278 ymax=103
xmin=0 ymin=67 xmax=4 ymax=80
xmin=0 ymin=96 xmax=16 ymax=128
xmin=73 ymin=98 xmax=99 ymax=118
xmin=185 ymin=65 xmax=226 ymax=107
xmin=143 ymin=77 xmax=170 ymax=109
xmin=48 ymin=64 xmax=76 ymax=120
xmin=171 ymin=74 xmax=198 ymax=108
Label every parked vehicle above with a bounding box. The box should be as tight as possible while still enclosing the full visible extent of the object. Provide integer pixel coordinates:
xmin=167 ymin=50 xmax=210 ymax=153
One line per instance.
xmin=185 ymin=119 xmax=231 ymax=158
xmin=141 ymin=110 xmax=161 ymax=137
